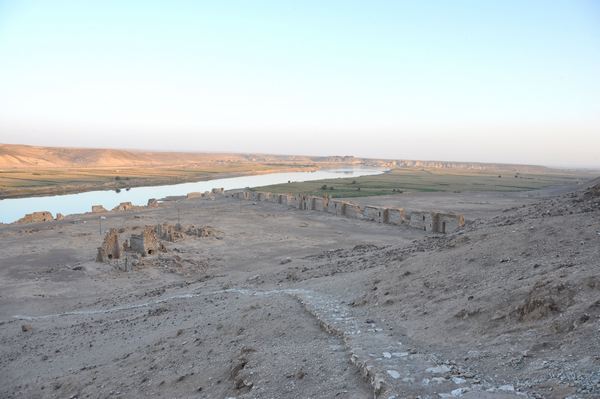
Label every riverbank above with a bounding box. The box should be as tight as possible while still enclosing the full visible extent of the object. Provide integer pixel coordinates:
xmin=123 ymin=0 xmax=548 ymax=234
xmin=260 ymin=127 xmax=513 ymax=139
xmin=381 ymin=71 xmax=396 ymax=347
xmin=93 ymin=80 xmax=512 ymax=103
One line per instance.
xmin=0 ymin=164 xmax=320 ymax=200
xmin=0 ymin=168 xmax=384 ymax=224
xmin=252 ymin=167 xmax=591 ymax=198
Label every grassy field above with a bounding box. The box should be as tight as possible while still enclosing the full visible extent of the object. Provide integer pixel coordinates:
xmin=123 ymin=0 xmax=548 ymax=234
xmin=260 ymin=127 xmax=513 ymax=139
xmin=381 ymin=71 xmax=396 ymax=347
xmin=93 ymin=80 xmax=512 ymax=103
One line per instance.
xmin=252 ymin=168 xmax=589 ymax=198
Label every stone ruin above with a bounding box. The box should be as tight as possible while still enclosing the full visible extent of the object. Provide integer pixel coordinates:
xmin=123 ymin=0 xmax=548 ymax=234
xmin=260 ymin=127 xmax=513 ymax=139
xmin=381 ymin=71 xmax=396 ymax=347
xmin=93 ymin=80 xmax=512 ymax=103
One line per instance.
xmin=185 ymin=188 xmax=224 ymax=200
xmin=232 ymin=190 xmax=465 ymax=234
xmin=14 ymin=211 xmax=66 ymax=224
xmin=130 ymin=226 xmax=163 ymax=256
xmin=186 ymin=192 xmax=205 ymax=199
xmin=155 ymin=223 xmax=186 ymax=242
xmin=156 ymin=223 xmax=224 ymax=242
xmin=14 ymin=188 xmax=227 ymax=226
xmin=95 ymin=222 xmax=221 ymax=269
xmin=187 ymin=225 xmax=223 ymax=239
xmin=16 ymin=211 xmax=54 ymax=224
xmin=96 ymin=228 xmax=121 ymax=262
xmin=92 ymin=205 xmax=107 ymax=213
xmin=112 ymin=202 xmax=135 ymax=211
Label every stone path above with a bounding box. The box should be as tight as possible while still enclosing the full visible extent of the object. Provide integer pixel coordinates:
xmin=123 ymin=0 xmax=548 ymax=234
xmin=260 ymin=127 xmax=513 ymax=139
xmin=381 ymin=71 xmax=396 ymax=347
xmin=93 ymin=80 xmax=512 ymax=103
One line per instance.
xmin=289 ymin=289 xmax=527 ymax=399
xmin=11 ymin=286 xmax=528 ymax=399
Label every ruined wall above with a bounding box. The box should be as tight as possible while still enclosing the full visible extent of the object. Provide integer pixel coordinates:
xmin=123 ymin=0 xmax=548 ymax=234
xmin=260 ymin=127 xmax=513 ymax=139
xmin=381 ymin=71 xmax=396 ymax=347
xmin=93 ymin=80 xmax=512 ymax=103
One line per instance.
xmin=112 ymin=202 xmax=134 ymax=211
xmin=299 ymin=195 xmax=314 ymax=211
xmin=286 ymin=194 xmax=299 ymax=208
xmin=409 ymin=211 xmax=431 ymax=231
xmin=345 ymin=203 xmax=363 ymax=219
xmin=386 ymin=208 xmax=406 ymax=225
xmin=435 ymin=213 xmax=465 ymax=233
xmin=325 ymin=199 xmax=346 ymax=216
xmin=96 ymin=228 xmax=121 ymax=262
xmin=130 ymin=226 xmax=160 ymax=256
xmin=234 ymin=191 xmax=252 ymax=200
xmin=92 ymin=205 xmax=107 ymax=213
xmin=326 ymin=199 xmax=338 ymax=214
xmin=16 ymin=211 xmax=54 ymax=224
xmin=276 ymin=194 xmax=286 ymax=204
xmin=313 ymin=197 xmax=326 ymax=211
xmin=257 ymin=192 xmax=271 ymax=201
xmin=234 ymin=190 xmax=464 ymax=234
xmin=363 ymin=206 xmax=386 ymax=223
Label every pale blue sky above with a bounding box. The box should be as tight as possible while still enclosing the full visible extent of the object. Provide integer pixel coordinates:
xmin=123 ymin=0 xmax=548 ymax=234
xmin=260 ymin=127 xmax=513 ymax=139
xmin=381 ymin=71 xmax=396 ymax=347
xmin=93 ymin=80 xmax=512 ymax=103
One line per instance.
xmin=0 ymin=1 xmax=599 ymax=167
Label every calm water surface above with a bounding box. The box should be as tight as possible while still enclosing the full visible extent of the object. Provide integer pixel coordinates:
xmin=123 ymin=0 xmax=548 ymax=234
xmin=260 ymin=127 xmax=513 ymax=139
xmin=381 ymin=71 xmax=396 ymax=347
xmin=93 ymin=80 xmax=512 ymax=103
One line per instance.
xmin=0 ymin=168 xmax=384 ymax=223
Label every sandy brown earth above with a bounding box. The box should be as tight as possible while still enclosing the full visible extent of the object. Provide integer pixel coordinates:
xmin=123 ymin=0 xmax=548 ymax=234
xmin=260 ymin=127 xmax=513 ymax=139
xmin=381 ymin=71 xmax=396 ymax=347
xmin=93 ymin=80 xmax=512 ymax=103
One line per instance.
xmin=0 ymin=181 xmax=599 ymax=398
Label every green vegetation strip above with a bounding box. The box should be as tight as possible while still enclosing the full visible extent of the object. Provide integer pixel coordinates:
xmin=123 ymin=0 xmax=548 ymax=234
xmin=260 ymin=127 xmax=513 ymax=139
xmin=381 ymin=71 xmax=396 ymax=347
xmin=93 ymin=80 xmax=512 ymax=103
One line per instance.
xmin=252 ymin=168 xmax=583 ymax=198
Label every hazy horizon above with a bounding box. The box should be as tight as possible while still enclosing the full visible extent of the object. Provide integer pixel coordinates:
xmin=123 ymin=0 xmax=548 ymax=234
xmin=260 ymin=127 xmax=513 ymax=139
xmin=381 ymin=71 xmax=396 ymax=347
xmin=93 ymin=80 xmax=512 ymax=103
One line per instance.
xmin=4 ymin=140 xmax=599 ymax=171
xmin=1 ymin=1 xmax=599 ymax=168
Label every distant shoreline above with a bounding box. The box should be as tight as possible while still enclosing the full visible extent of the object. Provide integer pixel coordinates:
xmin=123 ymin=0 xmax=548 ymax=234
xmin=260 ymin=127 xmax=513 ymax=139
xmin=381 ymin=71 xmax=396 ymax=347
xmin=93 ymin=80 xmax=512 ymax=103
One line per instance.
xmin=0 ymin=166 xmax=323 ymax=200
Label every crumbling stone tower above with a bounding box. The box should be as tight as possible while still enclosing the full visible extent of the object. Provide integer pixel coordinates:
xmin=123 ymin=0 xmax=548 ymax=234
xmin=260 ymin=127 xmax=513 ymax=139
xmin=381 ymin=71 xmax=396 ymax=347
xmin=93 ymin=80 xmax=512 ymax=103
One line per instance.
xmin=96 ymin=228 xmax=121 ymax=262
xmin=130 ymin=226 xmax=160 ymax=256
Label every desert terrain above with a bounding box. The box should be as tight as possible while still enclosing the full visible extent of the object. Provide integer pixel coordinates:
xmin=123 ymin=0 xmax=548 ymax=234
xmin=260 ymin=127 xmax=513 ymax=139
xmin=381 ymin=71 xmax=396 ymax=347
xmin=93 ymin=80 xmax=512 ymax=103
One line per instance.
xmin=0 ymin=175 xmax=599 ymax=399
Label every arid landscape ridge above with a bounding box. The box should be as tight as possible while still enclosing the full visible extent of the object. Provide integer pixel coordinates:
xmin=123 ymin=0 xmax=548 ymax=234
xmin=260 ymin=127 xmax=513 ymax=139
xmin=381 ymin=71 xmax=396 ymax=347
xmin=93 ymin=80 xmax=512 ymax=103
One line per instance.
xmin=0 ymin=143 xmax=571 ymax=172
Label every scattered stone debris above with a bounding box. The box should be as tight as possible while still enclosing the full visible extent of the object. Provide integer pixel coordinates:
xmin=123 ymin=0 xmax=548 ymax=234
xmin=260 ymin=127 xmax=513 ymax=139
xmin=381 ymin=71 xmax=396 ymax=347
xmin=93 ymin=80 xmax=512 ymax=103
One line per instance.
xmin=156 ymin=223 xmax=224 ymax=241
xmin=91 ymin=205 xmax=108 ymax=213
xmin=16 ymin=211 xmax=54 ymax=224
xmin=96 ymin=228 xmax=121 ymax=262
xmin=583 ymin=181 xmax=600 ymax=199
xmin=230 ymin=351 xmax=253 ymax=392
xmin=155 ymin=223 xmax=186 ymax=242
xmin=133 ymin=253 xmax=209 ymax=275
xmin=186 ymin=225 xmax=224 ymax=239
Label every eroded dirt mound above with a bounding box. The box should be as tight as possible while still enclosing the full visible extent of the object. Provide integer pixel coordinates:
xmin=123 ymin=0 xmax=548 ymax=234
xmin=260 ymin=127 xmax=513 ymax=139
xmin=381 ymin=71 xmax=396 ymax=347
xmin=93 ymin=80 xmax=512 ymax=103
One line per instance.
xmin=133 ymin=253 xmax=210 ymax=275
xmin=188 ymin=225 xmax=224 ymax=239
xmin=583 ymin=180 xmax=600 ymax=199
xmin=514 ymin=280 xmax=575 ymax=322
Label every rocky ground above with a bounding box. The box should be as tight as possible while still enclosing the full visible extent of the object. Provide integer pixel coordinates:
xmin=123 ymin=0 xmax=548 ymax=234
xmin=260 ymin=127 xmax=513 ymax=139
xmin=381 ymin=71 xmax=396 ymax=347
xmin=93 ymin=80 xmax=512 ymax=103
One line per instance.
xmin=0 ymin=180 xmax=598 ymax=398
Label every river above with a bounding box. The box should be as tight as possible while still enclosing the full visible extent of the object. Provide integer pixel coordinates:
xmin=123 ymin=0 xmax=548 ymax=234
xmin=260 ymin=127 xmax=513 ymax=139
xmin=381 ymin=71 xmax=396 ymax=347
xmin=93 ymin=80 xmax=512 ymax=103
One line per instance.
xmin=0 ymin=168 xmax=384 ymax=224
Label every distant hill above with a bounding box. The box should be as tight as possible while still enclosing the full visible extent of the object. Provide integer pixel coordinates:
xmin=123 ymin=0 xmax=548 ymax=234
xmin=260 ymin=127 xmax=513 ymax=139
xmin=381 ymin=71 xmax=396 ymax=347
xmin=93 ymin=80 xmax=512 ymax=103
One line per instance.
xmin=0 ymin=144 xmax=312 ymax=169
xmin=0 ymin=143 xmax=570 ymax=174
